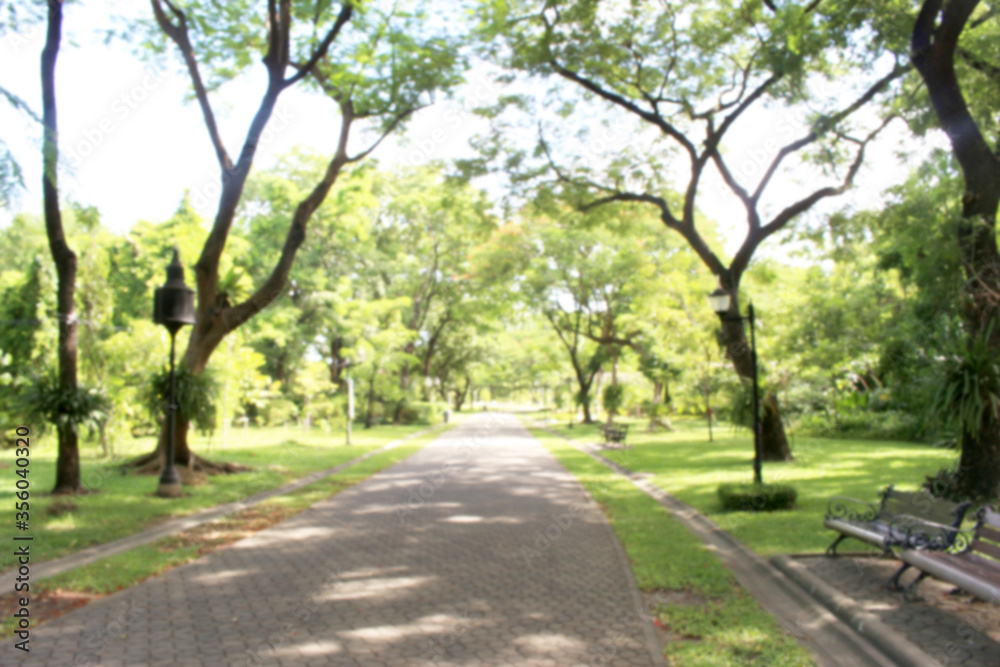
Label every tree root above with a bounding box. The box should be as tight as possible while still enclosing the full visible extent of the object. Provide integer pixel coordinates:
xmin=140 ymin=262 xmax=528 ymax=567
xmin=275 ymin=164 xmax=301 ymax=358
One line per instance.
xmin=122 ymin=451 xmax=252 ymax=476
xmin=646 ymin=418 xmax=674 ymax=432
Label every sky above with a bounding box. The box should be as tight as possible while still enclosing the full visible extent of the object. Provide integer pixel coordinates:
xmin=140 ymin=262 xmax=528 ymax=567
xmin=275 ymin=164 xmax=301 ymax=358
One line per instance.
xmin=1 ymin=1 xmax=941 ymax=262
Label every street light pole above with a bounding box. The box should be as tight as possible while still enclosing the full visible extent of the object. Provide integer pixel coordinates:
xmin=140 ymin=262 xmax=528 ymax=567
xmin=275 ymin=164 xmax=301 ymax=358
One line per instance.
xmin=708 ymin=286 xmax=763 ymax=485
xmin=748 ymin=302 xmax=762 ymax=486
xmin=161 ymin=329 xmax=182 ymax=496
xmin=153 ymin=248 xmax=195 ymax=498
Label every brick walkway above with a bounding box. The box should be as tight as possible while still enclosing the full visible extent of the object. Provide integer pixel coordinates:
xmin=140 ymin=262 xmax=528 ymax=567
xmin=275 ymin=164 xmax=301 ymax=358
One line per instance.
xmin=793 ymin=555 xmax=1000 ymax=666
xmin=10 ymin=414 xmax=662 ymax=666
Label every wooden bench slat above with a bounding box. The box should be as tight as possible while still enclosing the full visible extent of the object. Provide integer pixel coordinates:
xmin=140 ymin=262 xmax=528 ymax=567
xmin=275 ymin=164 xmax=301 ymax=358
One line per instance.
xmin=977 ymin=524 xmax=1000 ymax=544
xmin=914 ymin=553 xmax=1000 ymax=589
xmin=973 ymin=537 xmax=1000 ymax=563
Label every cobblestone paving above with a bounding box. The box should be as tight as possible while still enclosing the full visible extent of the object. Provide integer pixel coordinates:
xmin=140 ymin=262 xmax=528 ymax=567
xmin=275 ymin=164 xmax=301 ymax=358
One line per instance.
xmin=796 ymin=555 xmax=1000 ymax=666
xmin=9 ymin=414 xmax=662 ymax=666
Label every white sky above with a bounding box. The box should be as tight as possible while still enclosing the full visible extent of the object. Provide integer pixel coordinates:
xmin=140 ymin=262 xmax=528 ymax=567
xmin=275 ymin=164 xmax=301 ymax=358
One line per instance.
xmin=0 ymin=2 xmax=942 ymax=262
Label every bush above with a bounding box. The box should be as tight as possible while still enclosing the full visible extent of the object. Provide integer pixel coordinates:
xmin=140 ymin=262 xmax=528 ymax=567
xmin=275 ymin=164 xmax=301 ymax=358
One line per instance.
xmin=263 ymin=398 xmax=299 ymax=426
xmin=602 ymin=384 xmax=625 ymax=416
xmin=399 ymin=401 xmax=444 ymax=425
xmin=717 ymin=483 xmax=797 ymax=512
xmin=792 ymin=409 xmax=925 ymax=442
xmin=307 ymin=399 xmax=344 ymax=422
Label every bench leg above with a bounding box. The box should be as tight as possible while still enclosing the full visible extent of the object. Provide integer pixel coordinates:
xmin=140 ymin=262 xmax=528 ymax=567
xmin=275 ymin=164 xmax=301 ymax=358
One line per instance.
xmin=887 ymin=562 xmax=910 ymax=591
xmin=902 ymin=571 xmax=929 ymax=602
xmin=825 ymin=534 xmax=847 ymax=557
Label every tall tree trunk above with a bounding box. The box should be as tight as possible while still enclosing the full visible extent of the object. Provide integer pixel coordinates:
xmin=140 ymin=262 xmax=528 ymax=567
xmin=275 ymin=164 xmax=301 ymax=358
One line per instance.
xmin=329 ymin=335 xmax=346 ymax=391
xmin=454 ymin=376 xmax=471 ymax=412
xmin=913 ymin=0 xmax=1000 ymax=500
xmin=42 ymin=0 xmax=82 ymax=495
xmin=718 ymin=309 xmax=793 ymax=461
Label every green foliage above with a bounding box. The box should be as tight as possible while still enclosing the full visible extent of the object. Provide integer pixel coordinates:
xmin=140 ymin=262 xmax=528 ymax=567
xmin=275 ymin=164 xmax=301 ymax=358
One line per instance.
xmin=931 ymin=324 xmax=1000 ymax=440
xmin=307 ymin=399 xmax=344 ymax=422
xmin=717 ymin=483 xmax=798 ymax=513
xmin=601 ymin=383 xmax=624 ymax=416
xmin=20 ymin=380 xmax=111 ymax=436
xmin=263 ymin=398 xmax=299 ymax=427
xmin=793 ymin=410 xmax=924 ymax=442
xmin=144 ymin=364 xmax=218 ymax=435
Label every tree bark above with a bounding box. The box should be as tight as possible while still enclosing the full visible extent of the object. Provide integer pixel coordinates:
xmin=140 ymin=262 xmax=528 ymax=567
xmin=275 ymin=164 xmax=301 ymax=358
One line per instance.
xmin=42 ymin=0 xmax=82 ymax=495
xmin=329 ymin=335 xmax=346 ymax=391
xmin=454 ymin=376 xmax=471 ymax=412
xmin=718 ymin=304 xmax=793 ymax=461
xmin=913 ymin=0 xmax=1000 ymax=500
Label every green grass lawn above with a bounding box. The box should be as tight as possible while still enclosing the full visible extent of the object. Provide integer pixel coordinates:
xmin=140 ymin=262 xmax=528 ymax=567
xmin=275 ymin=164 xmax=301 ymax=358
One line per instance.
xmin=533 ymin=429 xmax=814 ymax=666
xmin=0 ymin=422 xmax=444 ymax=569
xmin=536 ymin=416 xmax=959 ymax=556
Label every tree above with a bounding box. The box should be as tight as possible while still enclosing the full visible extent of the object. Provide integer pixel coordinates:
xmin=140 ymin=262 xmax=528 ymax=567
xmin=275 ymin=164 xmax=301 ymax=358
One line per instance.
xmin=131 ymin=0 xmax=463 ymax=474
xmin=910 ymin=0 xmax=1000 ymax=499
xmin=37 ymin=0 xmax=88 ymax=493
xmin=508 ymin=203 xmax=682 ymax=422
xmin=476 ymin=0 xmax=908 ymax=461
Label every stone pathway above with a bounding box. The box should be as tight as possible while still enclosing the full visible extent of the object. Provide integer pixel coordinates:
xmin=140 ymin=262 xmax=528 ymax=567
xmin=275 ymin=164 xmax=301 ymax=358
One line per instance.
xmin=8 ymin=414 xmax=663 ymax=666
xmin=793 ymin=555 xmax=1000 ymax=666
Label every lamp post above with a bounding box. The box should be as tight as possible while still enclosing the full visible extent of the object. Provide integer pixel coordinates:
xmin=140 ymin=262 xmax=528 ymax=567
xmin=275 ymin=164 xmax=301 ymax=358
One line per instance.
xmin=153 ymin=248 xmax=196 ymax=498
xmin=708 ymin=285 xmax=763 ymax=486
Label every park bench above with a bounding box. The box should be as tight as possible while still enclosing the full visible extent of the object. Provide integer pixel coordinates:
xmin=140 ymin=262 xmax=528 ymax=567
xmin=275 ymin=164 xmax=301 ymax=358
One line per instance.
xmin=890 ymin=506 xmax=1000 ymax=602
xmin=600 ymin=423 xmax=630 ymax=447
xmin=823 ymin=485 xmax=972 ymax=557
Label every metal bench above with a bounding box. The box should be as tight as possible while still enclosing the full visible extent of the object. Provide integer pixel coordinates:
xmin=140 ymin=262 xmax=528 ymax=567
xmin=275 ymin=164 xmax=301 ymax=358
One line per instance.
xmin=600 ymin=423 xmax=630 ymax=446
xmin=823 ymin=485 xmax=972 ymax=556
xmin=892 ymin=506 xmax=1000 ymax=602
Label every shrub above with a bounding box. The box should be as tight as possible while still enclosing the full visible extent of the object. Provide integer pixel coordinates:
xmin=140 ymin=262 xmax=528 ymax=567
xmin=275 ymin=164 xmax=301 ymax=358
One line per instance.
xmin=717 ymin=483 xmax=797 ymax=512
xmin=399 ymin=401 xmax=444 ymax=425
xmin=21 ymin=379 xmax=111 ymax=437
xmin=307 ymin=399 xmax=343 ymax=422
xmin=602 ymin=384 xmax=625 ymax=416
xmin=263 ymin=398 xmax=299 ymax=426
xmin=793 ymin=409 xmax=925 ymax=442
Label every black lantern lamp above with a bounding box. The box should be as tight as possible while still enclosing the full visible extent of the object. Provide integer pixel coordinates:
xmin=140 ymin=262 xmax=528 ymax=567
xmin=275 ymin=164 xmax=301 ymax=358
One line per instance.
xmin=153 ymin=248 xmax=196 ymax=498
xmin=708 ymin=283 xmax=763 ymax=485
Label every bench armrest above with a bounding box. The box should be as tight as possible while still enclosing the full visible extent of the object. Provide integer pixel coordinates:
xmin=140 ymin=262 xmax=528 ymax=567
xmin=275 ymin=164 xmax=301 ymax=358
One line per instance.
xmin=888 ymin=514 xmax=976 ymax=553
xmin=825 ymin=496 xmax=878 ymax=523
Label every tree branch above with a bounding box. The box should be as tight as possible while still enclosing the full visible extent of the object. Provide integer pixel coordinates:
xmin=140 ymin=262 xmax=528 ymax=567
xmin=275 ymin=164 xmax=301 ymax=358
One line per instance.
xmin=959 ymin=47 xmax=1000 ymax=87
xmin=546 ymin=60 xmax=698 ymax=161
xmin=225 ymin=100 xmax=355 ymax=331
xmin=152 ymin=0 xmax=233 ymax=171
xmin=283 ymin=3 xmax=354 ymax=88
xmin=347 ymin=105 xmax=425 ymax=163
